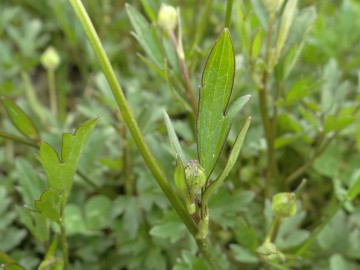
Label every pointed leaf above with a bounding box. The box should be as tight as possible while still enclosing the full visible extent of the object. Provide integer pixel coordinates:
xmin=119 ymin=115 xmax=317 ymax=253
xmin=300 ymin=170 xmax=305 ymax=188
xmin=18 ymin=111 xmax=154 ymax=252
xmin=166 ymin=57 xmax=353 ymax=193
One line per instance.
xmin=126 ymin=4 xmax=164 ymax=68
xmin=347 ymin=175 xmax=360 ymax=200
xmin=34 ymin=188 xmax=62 ymax=223
xmin=37 ymin=118 xmax=99 ymax=201
xmin=2 ymin=97 xmax=39 ymax=140
xmin=203 ymin=117 xmax=251 ymax=204
xmin=197 ymin=29 xmax=236 ymax=177
xmin=163 ymin=111 xmax=187 ymax=164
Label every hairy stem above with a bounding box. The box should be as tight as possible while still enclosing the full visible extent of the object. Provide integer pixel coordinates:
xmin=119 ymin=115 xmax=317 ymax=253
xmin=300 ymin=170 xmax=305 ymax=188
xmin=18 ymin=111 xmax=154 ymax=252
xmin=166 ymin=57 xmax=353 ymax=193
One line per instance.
xmin=68 ymin=1 xmax=221 ymax=268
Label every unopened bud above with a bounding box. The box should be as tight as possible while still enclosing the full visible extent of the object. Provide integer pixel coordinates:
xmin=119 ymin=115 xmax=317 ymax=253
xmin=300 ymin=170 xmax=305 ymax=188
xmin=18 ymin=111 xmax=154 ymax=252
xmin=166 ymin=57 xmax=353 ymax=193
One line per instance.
xmin=185 ymin=160 xmax=206 ymax=192
xmin=197 ymin=214 xmax=209 ymax=239
xmin=158 ymin=4 xmax=178 ymax=32
xmin=272 ymin=192 xmax=297 ymax=217
xmin=40 ymin=46 xmax=60 ymax=70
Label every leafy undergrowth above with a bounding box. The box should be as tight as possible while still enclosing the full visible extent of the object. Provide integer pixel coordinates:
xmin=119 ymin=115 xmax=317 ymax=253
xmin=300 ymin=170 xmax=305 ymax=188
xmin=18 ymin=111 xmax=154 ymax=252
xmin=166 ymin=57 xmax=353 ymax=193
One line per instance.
xmin=1 ymin=0 xmax=360 ymax=269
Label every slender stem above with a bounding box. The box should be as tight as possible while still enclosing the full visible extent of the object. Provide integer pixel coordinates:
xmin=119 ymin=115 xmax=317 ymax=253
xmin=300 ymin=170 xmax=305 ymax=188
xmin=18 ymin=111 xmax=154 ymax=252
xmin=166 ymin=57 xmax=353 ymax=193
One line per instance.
xmin=68 ymin=1 xmax=221 ymax=268
xmin=169 ymin=31 xmax=198 ymax=115
xmin=268 ymin=216 xmax=282 ymax=243
xmin=48 ymin=69 xmax=58 ymax=117
xmin=59 ymin=210 xmax=69 ymax=270
xmin=225 ymin=0 xmax=234 ymax=28
xmin=259 ymin=13 xmax=275 ymax=197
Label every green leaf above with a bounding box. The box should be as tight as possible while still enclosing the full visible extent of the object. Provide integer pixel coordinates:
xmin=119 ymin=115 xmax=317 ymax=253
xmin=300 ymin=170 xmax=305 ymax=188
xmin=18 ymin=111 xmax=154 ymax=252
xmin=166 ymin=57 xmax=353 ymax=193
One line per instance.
xmin=37 ymin=118 xmax=99 ymax=202
xmin=230 ymin=244 xmax=259 ymax=264
xmin=2 ymin=97 xmax=39 ymax=140
xmin=324 ymin=114 xmax=355 ymax=133
xmin=34 ymin=188 xmax=62 ymax=223
xmin=3 ymin=264 xmax=25 ymax=270
xmin=163 ymin=111 xmax=187 ymax=164
xmin=347 ymin=174 xmax=360 ymax=200
xmin=64 ymin=204 xmax=87 ymax=235
xmin=126 ymin=4 xmax=164 ymax=68
xmin=85 ymin=195 xmax=112 ymax=230
xmin=203 ymin=117 xmax=251 ymax=204
xmin=197 ymin=28 xmax=239 ymax=177
xmin=149 ymin=212 xmax=186 ymax=243
xmin=38 ymin=257 xmax=63 ymax=270
xmin=251 ymin=29 xmax=263 ymax=61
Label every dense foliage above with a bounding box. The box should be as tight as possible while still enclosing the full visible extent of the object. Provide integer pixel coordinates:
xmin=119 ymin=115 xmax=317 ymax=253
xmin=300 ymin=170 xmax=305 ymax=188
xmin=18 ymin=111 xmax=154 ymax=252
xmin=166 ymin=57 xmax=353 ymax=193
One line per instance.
xmin=1 ymin=0 xmax=360 ymax=269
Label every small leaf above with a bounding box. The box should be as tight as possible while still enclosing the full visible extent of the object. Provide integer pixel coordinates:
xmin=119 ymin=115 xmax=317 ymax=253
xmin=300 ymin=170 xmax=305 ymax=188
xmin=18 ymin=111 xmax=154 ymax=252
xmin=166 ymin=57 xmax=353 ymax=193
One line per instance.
xmin=85 ymin=195 xmax=112 ymax=230
xmin=163 ymin=111 xmax=187 ymax=164
xmin=38 ymin=257 xmax=63 ymax=270
xmin=126 ymin=4 xmax=164 ymax=68
xmin=251 ymin=29 xmax=263 ymax=61
xmin=2 ymin=97 xmax=39 ymax=140
xmin=197 ymin=28 xmax=236 ymax=177
xmin=37 ymin=118 xmax=99 ymax=202
xmin=3 ymin=264 xmax=26 ymax=270
xmin=347 ymin=175 xmax=360 ymax=200
xmin=34 ymin=188 xmax=62 ymax=223
xmin=203 ymin=117 xmax=251 ymax=204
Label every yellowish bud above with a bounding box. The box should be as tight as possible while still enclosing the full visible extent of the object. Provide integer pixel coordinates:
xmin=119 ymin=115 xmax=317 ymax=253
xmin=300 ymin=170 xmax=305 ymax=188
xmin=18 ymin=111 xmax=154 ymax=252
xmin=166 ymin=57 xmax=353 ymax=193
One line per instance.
xmin=272 ymin=192 xmax=297 ymax=218
xmin=158 ymin=4 xmax=178 ymax=32
xmin=40 ymin=46 xmax=60 ymax=70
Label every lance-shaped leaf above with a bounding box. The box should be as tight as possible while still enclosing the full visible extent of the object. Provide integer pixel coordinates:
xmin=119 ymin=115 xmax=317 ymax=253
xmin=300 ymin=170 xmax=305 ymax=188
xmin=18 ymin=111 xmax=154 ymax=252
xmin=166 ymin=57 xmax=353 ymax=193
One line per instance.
xmin=2 ymin=97 xmax=39 ymax=140
xmin=37 ymin=118 xmax=99 ymax=202
xmin=197 ymin=29 xmax=247 ymax=177
xmin=126 ymin=4 xmax=164 ymax=68
xmin=202 ymin=117 xmax=251 ymax=205
xmin=163 ymin=111 xmax=187 ymax=164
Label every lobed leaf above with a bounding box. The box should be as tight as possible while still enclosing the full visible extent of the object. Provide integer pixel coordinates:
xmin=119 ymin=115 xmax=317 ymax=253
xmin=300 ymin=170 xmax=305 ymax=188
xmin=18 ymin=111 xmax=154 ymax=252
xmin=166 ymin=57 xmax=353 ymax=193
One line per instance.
xmin=34 ymin=188 xmax=62 ymax=223
xmin=37 ymin=118 xmax=99 ymax=202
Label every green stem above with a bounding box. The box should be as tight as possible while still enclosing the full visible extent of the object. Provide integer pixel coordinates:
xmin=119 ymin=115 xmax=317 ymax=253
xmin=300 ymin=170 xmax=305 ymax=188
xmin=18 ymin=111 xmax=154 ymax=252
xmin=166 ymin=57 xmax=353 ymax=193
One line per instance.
xmin=48 ymin=68 xmax=58 ymax=118
xmin=67 ymin=1 xmax=221 ymax=268
xmin=260 ymin=13 xmax=275 ymax=197
xmin=168 ymin=30 xmax=198 ymax=115
xmin=225 ymin=0 xmax=234 ymax=28
xmin=59 ymin=208 xmax=69 ymax=270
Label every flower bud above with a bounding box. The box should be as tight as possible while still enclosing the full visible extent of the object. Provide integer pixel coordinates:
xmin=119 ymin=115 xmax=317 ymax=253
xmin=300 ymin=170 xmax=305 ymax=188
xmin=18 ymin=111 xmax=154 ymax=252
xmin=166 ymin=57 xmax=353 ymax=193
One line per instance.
xmin=256 ymin=241 xmax=277 ymax=256
xmin=158 ymin=4 xmax=178 ymax=32
xmin=272 ymin=192 xmax=297 ymax=217
xmin=40 ymin=46 xmax=60 ymax=70
xmin=185 ymin=160 xmax=206 ymax=192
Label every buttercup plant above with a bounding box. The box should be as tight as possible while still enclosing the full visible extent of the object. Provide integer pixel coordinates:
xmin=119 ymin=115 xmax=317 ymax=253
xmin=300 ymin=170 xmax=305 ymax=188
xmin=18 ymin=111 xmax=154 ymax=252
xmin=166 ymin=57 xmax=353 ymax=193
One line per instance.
xmin=1 ymin=1 xmax=360 ymax=270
